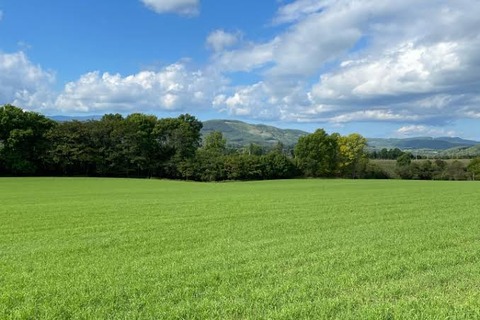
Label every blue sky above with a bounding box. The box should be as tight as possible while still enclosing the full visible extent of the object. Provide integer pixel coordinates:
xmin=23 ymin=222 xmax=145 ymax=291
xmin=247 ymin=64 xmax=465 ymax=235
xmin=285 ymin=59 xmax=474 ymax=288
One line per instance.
xmin=1 ymin=0 xmax=480 ymax=139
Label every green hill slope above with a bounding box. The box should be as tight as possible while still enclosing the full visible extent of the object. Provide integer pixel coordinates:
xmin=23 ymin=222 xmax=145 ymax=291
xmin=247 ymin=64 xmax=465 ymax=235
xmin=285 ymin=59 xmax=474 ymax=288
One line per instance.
xmin=440 ymin=144 xmax=480 ymax=158
xmin=201 ymin=120 xmax=308 ymax=147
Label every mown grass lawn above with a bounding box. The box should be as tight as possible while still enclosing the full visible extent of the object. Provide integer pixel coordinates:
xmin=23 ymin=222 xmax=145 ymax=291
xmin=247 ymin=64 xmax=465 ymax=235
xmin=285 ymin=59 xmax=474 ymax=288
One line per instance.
xmin=1 ymin=178 xmax=480 ymax=319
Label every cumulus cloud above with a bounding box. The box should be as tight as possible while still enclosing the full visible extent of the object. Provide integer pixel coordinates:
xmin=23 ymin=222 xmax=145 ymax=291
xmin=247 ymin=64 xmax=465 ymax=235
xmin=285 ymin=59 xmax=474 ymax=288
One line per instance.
xmin=213 ymin=82 xmax=282 ymax=119
xmin=311 ymin=41 xmax=461 ymax=101
xmin=206 ymin=30 xmax=240 ymax=52
xmin=140 ymin=0 xmax=199 ymax=16
xmin=307 ymin=36 xmax=480 ymax=123
xmin=0 ymin=50 xmax=227 ymax=115
xmin=55 ymin=63 xmax=225 ymax=113
xmin=213 ymin=80 xmax=314 ymax=121
xmin=0 ymin=51 xmax=55 ymax=110
xmin=210 ymin=0 xmax=480 ymax=126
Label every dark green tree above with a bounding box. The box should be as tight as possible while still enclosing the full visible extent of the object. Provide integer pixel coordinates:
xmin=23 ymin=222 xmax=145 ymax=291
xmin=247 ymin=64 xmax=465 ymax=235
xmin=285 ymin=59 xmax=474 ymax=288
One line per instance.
xmin=294 ymin=129 xmax=339 ymax=177
xmin=431 ymin=159 xmax=447 ymax=180
xmin=90 ymin=114 xmax=129 ymax=176
xmin=246 ymin=143 xmax=264 ymax=156
xmin=124 ymin=113 xmax=159 ymax=177
xmin=396 ymin=153 xmax=412 ymax=167
xmin=224 ymin=154 xmax=263 ymax=180
xmin=261 ymin=150 xmax=297 ymax=179
xmin=445 ymin=161 xmax=468 ymax=180
xmin=202 ymin=131 xmax=227 ymax=155
xmin=154 ymin=114 xmax=203 ymax=178
xmin=467 ymin=158 xmax=480 ymax=180
xmin=46 ymin=120 xmax=96 ymax=175
xmin=0 ymin=105 xmax=56 ymax=175
xmin=182 ymin=131 xmax=228 ymax=181
xmin=395 ymin=153 xmax=413 ymax=179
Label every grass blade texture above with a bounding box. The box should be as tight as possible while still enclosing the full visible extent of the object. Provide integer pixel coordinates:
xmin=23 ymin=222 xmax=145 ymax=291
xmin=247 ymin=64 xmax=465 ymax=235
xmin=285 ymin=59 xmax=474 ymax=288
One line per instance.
xmin=1 ymin=178 xmax=480 ymax=319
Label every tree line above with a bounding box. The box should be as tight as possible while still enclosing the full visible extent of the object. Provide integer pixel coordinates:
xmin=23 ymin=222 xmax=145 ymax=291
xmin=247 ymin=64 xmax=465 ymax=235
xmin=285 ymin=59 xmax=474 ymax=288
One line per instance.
xmin=393 ymin=153 xmax=480 ymax=180
xmin=1 ymin=104 xmax=479 ymax=181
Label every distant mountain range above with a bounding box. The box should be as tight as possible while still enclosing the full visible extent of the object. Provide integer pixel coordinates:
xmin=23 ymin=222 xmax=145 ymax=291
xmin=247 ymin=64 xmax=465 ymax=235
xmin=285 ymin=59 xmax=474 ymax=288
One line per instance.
xmin=50 ymin=115 xmax=102 ymax=122
xmin=366 ymin=137 xmax=479 ymax=151
xmin=48 ymin=116 xmax=480 ymax=155
xmin=366 ymin=136 xmax=480 ymax=157
xmin=202 ymin=120 xmax=480 ymax=153
xmin=201 ymin=119 xmax=308 ymax=147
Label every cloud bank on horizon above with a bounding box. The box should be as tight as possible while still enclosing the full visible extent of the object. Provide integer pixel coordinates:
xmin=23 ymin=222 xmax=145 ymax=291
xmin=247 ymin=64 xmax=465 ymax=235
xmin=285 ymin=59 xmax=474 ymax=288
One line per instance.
xmin=0 ymin=0 xmax=479 ymax=138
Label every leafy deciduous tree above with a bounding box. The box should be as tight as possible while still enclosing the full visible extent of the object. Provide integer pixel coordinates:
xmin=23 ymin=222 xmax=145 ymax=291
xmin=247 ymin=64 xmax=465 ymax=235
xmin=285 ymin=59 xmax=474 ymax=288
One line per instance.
xmin=0 ymin=105 xmax=55 ymax=175
xmin=467 ymin=158 xmax=480 ymax=180
xmin=338 ymin=133 xmax=368 ymax=178
xmin=294 ymin=129 xmax=339 ymax=177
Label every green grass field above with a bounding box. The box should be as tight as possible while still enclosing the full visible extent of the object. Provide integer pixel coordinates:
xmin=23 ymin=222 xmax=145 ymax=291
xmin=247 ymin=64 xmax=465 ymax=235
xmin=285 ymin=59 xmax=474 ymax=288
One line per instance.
xmin=1 ymin=178 xmax=480 ymax=319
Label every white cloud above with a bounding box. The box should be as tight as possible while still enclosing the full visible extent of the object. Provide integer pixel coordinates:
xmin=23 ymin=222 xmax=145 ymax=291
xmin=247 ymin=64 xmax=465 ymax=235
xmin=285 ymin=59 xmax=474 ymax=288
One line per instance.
xmin=311 ymin=41 xmax=461 ymax=101
xmin=209 ymin=0 xmax=480 ymax=125
xmin=213 ymin=39 xmax=278 ymax=72
xmin=140 ymin=0 xmax=199 ymax=16
xmin=0 ymin=51 xmax=55 ymax=110
xmin=396 ymin=125 xmax=456 ymax=138
xmin=55 ymin=63 xmax=226 ymax=113
xmin=271 ymin=13 xmax=361 ymax=77
xmin=213 ymin=82 xmax=274 ymax=118
xmin=213 ymin=6 xmax=362 ymax=77
xmin=273 ymin=0 xmax=328 ymax=24
xmin=330 ymin=110 xmax=420 ymax=123
xmin=206 ymin=30 xmax=240 ymax=52
xmin=213 ymin=80 xmax=313 ymax=121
